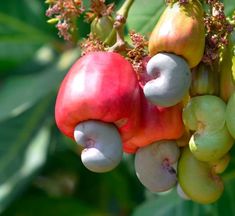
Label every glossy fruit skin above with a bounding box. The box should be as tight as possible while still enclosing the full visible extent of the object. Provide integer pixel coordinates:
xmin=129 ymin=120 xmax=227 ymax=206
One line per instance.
xmin=55 ymin=52 xmax=184 ymax=154
xmin=55 ymin=51 xmax=141 ymax=153
xmin=91 ymin=15 xmax=114 ymax=43
xmin=148 ymin=0 xmax=205 ymax=68
xmin=123 ymin=94 xmax=184 ymax=151
xmin=178 ymin=147 xmax=224 ymax=204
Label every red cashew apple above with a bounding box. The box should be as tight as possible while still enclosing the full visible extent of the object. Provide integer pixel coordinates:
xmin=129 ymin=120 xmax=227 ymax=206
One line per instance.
xmin=55 ymin=51 xmax=141 ymax=172
xmin=55 ymin=51 xmax=184 ymax=172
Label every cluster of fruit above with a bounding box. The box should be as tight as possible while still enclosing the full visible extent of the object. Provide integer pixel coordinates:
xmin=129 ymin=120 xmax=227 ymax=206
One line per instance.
xmin=53 ymin=0 xmax=235 ymax=204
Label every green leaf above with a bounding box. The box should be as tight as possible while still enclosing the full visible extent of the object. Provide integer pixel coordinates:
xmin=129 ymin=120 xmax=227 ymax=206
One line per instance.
xmin=2 ymin=196 xmax=104 ymax=216
xmin=0 ymin=96 xmax=54 ymax=213
xmin=0 ymin=48 xmax=80 ymax=122
xmin=0 ymin=0 xmax=58 ymax=72
xmin=223 ymin=0 xmax=235 ymax=16
xmin=126 ymin=0 xmax=165 ymax=35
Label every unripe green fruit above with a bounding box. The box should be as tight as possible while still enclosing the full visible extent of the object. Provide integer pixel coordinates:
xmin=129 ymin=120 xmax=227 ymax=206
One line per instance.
xmin=91 ymin=16 xmax=114 ymax=43
xmin=226 ymin=92 xmax=235 ymax=139
xmin=183 ymin=95 xmax=226 ymax=132
xmin=190 ymin=63 xmax=219 ymax=97
xmin=232 ymin=55 xmax=235 ymax=84
xmin=219 ymin=40 xmax=235 ymax=102
xmin=189 ymin=125 xmax=234 ymax=162
xmin=209 ymin=154 xmax=230 ymax=174
xmin=178 ymin=147 xmax=224 ymax=204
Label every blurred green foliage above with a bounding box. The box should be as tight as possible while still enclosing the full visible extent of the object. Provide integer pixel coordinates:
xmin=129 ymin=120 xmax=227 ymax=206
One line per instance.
xmin=0 ymin=0 xmax=234 ymax=215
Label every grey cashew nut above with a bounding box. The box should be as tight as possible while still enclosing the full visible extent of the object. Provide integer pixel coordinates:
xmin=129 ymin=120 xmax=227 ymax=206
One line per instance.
xmin=143 ymin=53 xmax=191 ymax=107
xmin=134 ymin=140 xmax=180 ymax=193
xmin=74 ymin=120 xmax=123 ymax=173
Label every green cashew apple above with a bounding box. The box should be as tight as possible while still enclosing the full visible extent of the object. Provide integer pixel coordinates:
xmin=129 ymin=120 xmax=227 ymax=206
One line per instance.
xmin=189 ymin=125 xmax=233 ymax=162
xmin=209 ymin=154 xmax=231 ymax=174
xmin=226 ymin=92 xmax=235 ymax=139
xmin=178 ymin=147 xmax=224 ymax=204
xmin=183 ymin=95 xmax=226 ymax=132
xmin=183 ymin=95 xmax=233 ymax=161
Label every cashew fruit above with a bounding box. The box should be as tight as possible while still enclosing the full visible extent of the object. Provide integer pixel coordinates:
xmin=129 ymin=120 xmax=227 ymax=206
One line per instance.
xmin=183 ymin=95 xmax=234 ymax=162
xmin=55 ymin=51 xmax=184 ymax=173
xmin=148 ymin=0 xmax=205 ymax=68
xmin=55 ymin=51 xmax=142 ymax=155
xmin=178 ymin=147 xmax=224 ymax=204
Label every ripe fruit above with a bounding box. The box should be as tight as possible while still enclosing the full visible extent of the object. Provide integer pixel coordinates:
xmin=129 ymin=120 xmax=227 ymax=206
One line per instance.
xmin=74 ymin=120 xmax=122 ymax=172
xmin=135 ymin=140 xmax=180 ymax=192
xmin=143 ymin=53 xmax=191 ymax=107
xmin=55 ymin=51 xmax=142 ymax=167
xmin=55 ymin=51 xmax=184 ymax=172
xmin=178 ymin=147 xmax=224 ymax=204
xmin=124 ymin=97 xmax=184 ymax=150
xmin=226 ymin=92 xmax=235 ymax=139
xmin=148 ymin=0 xmax=205 ymax=68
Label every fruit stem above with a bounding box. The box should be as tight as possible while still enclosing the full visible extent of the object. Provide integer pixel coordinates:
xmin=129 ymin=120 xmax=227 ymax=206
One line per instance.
xmin=106 ymin=0 xmax=135 ymax=52
xmin=117 ymin=0 xmax=135 ymax=19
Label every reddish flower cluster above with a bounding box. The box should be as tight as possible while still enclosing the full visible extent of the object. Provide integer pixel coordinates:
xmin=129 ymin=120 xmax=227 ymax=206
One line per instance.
xmin=46 ymin=0 xmax=85 ymax=41
xmin=203 ymin=0 xmax=234 ymax=64
xmin=80 ymin=33 xmax=106 ymax=56
xmin=126 ymin=31 xmax=148 ymax=76
xmin=85 ymin=0 xmax=114 ymax=21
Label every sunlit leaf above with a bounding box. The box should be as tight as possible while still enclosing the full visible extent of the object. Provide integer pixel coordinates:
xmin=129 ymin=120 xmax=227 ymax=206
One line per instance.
xmin=126 ymin=0 xmax=165 ymax=36
xmin=0 ymin=96 xmax=54 ymax=213
xmin=3 ymin=196 xmax=105 ymax=216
